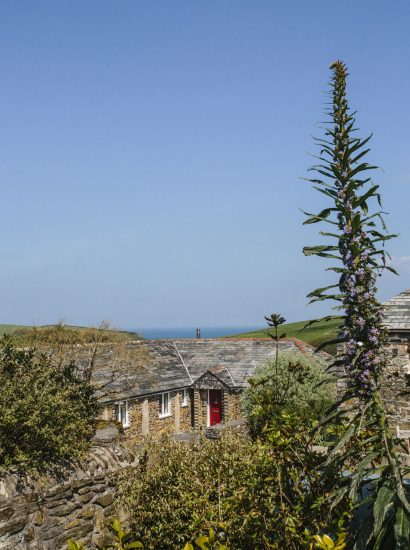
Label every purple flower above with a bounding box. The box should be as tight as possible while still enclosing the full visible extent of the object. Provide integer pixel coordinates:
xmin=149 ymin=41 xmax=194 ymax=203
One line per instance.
xmin=356 ymin=317 xmax=365 ymax=329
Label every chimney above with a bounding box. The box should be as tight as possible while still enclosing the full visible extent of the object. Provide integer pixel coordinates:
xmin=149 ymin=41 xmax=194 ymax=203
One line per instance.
xmin=196 ymin=328 xmax=201 ymax=339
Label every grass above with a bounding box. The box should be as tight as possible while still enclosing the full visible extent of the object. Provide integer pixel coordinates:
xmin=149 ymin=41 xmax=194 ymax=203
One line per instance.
xmin=0 ymin=324 xmax=32 ymax=336
xmin=0 ymin=323 xmax=139 ymax=343
xmin=227 ymin=317 xmax=342 ymax=353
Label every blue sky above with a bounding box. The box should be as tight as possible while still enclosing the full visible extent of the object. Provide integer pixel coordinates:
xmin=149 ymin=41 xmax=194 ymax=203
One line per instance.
xmin=1 ymin=0 xmax=410 ymax=328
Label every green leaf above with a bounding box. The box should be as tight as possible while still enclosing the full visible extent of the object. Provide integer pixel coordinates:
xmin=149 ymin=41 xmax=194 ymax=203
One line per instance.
xmin=303 ymin=245 xmax=341 ymax=259
xmin=349 ymin=162 xmax=377 ymax=180
xmin=307 ymin=284 xmax=339 ymax=298
xmin=354 ymin=185 xmax=380 ymax=209
xmin=111 ymin=518 xmax=122 ymax=532
xmin=394 ymin=507 xmax=410 ymax=549
xmin=302 ymin=208 xmax=337 ymax=225
xmin=347 ymin=133 xmax=372 ymax=157
xmin=195 ymin=536 xmax=209 ymax=550
xmin=372 ymin=482 xmax=395 ymax=541
xmin=350 ymin=147 xmax=371 ymax=165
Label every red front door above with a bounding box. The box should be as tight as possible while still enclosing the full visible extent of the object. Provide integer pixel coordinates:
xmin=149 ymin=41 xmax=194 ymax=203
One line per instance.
xmin=209 ymin=390 xmax=222 ymax=426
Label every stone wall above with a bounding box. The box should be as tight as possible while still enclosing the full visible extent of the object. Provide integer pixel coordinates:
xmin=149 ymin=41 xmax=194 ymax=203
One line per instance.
xmin=104 ymin=388 xmax=244 ymax=439
xmin=336 ymin=339 xmax=410 ymax=433
xmin=0 ymin=440 xmax=137 ymax=549
xmin=223 ymin=391 xmax=243 ymax=423
xmin=122 ymin=390 xmax=194 ymax=442
xmin=381 ymin=341 xmax=410 ymax=430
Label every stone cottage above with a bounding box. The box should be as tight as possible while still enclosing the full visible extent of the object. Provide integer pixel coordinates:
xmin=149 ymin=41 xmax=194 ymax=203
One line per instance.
xmin=89 ymin=338 xmax=329 ymax=441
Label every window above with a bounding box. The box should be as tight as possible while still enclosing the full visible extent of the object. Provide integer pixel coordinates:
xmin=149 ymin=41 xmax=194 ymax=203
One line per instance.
xmin=159 ymin=392 xmax=171 ymax=417
xmin=181 ymin=389 xmax=188 ymax=407
xmin=114 ymin=400 xmax=129 ymax=428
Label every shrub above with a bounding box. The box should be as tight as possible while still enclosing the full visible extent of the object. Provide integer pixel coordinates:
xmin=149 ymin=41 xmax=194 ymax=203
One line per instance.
xmin=0 ymin=338 xmax=100 ymax=471
xmin=117 ymin=434 xmax=251 ymax=549
xmin=117 ymin=428 xmax=349 ymax=550
xmin=241 ymin=351 xmax=336 ymax=438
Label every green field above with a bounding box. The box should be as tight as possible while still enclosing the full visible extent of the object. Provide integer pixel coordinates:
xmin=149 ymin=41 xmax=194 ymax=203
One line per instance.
xmin=0 ymin=324 xmax=31 ymax=336
xmin=0 ymin=323 xmax=139 ymax=342
xmin=228 ymin=317 xmax=342 ymax=352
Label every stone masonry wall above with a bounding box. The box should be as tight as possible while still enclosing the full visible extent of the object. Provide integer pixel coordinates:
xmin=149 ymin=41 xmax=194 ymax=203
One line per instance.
xmin=223 ymin=392 xmax=243 ymax=423
xmin=0 ymin=444 xmax=137 ymax=550
xmin=113 ymin=390 xmax=194 ymax=442
xmin=337 ymin=339 xmax=410 ymax=434
xmin=105 ymin=389 xmax=242 ymax=439
xmin=381 ymin=341 xmax=410 ymax=430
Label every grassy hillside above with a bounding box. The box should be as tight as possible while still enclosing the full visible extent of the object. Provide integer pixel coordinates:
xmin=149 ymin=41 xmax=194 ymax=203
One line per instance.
xmin=0 ymin=323 xmax=139 ymax=345
xmin=0 ymin=324 xmax=31 ymax=336
xmin=228 ymin=317 xmax=341 ymax=353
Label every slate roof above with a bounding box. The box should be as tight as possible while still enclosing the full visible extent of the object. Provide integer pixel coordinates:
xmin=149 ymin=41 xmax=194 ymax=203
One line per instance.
xmin=91 ymin=338 xmax=329 ymax=403
xmin=89 ymin=341 xmax=190 ymax=403
xmin=173 ymin=338 xmax=325 ymax=387
xmin=383 ymin=289 xmax=410 ymax=332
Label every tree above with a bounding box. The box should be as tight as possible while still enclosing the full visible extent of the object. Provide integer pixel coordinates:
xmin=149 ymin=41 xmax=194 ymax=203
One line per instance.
xmin=303 ymin=60 xmax=410 ymax=548
xmin=0 ymin=338 xmax=100 ymax=471
xmin=241 ymin=351 xmax=336 ymax=438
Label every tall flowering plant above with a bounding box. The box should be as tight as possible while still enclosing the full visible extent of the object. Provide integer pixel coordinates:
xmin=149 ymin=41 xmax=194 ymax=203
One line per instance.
xmin=304 ymin=61 xmax=410 ymax=549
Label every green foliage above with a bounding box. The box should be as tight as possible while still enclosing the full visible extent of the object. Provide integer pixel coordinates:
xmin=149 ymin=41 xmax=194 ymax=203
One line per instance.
xmin=117 ymin=434 xmax=250 ymax=549
xmin=241 ymin=351 xmax=336 ymax=438
xmin=225 ymin=414 xmax=350 ymax=549
xmin=68 ymin=524 xmax=228 ymax=550
xmin=10 ymin=321 xmax=139 ymax=348
xmin=303 ymin=60 xmax=410 ymax=548
xmin=116 ymin=427 xmax=350 ymax=550
xmin=0 ymin=338 xmax=100 ymax=471
xmin=184 ymin=529 xmax=229 ymax=550
xmin=68 ymin=520 xmax=143 ymax=549
xmin=310 ymin=531 xmax=347 ymax=549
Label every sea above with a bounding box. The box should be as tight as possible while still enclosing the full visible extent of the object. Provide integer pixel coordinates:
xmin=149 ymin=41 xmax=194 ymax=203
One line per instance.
xmin=127 ymin=326 xmax=262 ymax=339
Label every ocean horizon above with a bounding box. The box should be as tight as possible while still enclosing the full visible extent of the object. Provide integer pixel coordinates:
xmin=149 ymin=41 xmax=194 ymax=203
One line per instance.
xmin=127 ymin=326 xmax=263 ymax=339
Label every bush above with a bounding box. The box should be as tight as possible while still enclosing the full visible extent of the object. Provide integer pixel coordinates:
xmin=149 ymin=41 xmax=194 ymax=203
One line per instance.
xmin=117 ymin=434 xmax=251 ymax=549
xmin=0 ymin=339 xmax=100 ymax=471
xmin=117 ymin=428 xmax=350 ymax=550
xmin=241 ymin=351 xmax=336 ymax=438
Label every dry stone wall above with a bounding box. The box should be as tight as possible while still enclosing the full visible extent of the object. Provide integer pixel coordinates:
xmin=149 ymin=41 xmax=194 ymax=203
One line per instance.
xmin=0 ymin=442 xmax=137 ymax=549
xmin=382 ymin=341 xmax=410 ymax=430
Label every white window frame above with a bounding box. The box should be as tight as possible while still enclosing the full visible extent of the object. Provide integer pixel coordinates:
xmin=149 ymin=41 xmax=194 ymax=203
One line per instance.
xmin=159 ymin=392 xmax=171 ymax=418
xmin=115 ymin=400 xmax=129 ymax=428
xmin=181 ymin=389 xmax=188 ymax=407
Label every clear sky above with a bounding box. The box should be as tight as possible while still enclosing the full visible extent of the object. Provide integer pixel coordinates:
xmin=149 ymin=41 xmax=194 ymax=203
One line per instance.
xmin=1 ymin=0 xmax=410 ymax=328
